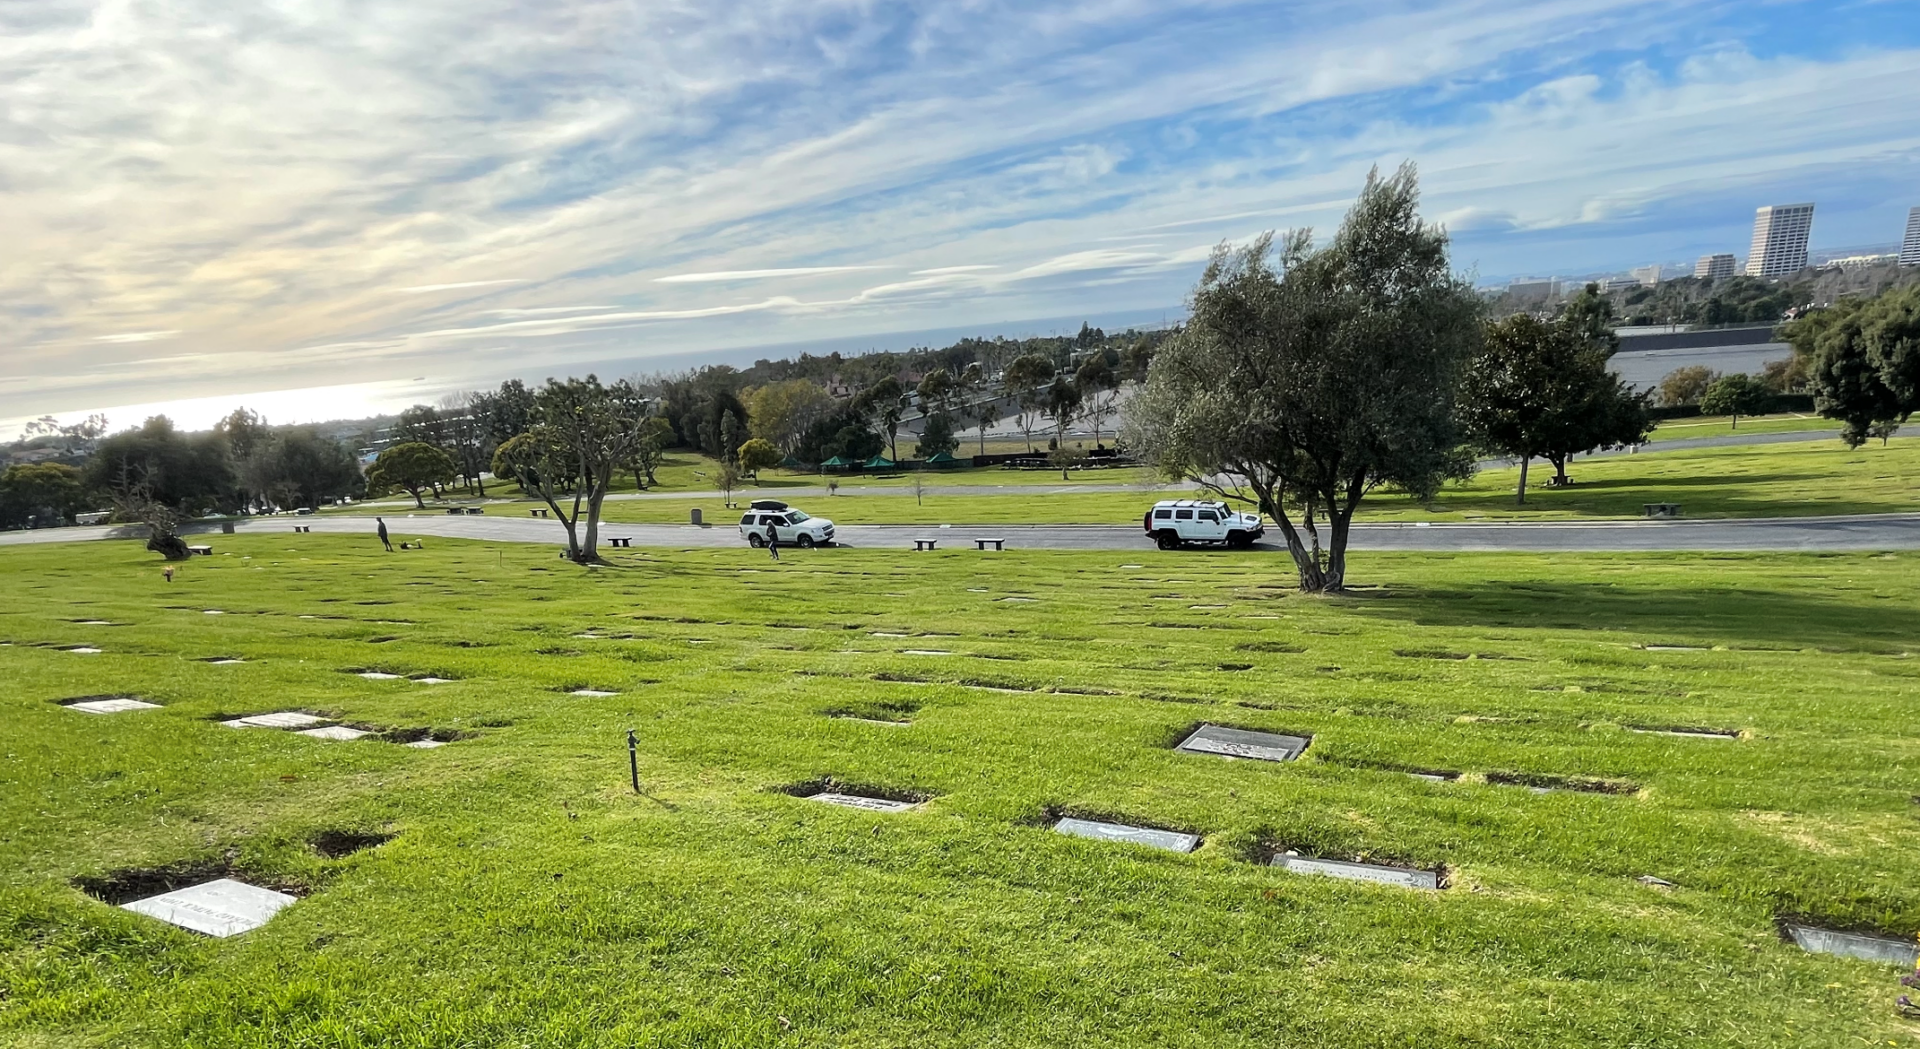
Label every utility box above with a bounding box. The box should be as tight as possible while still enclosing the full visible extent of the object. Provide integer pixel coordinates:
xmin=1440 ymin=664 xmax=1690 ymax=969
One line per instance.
xmin=691 ymin=508 xmax=703 ymax=526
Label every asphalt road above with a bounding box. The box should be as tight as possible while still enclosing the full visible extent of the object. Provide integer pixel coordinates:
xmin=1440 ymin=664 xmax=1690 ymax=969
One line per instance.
xmin=9 ymin=511 xmax=1920 ymax=553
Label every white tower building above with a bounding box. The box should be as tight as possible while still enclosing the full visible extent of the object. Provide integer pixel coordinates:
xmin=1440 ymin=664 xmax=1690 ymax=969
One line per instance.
xmin=1744 ymin=203 xmax=1815 ymax=278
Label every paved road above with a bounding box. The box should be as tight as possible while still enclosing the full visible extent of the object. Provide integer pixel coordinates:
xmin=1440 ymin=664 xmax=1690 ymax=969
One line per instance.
xmin=10 ymin=512 xmax=1920 ymax=553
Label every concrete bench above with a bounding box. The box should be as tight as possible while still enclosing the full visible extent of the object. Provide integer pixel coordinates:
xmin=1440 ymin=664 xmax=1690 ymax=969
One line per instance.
xmin=293 ymin=525 xmax=310 ymax=533
xmin=1643 ymin=503 xmax=1682 ymax=519
xmin=445 ymin=508 xmax=464 ymax=515
xmin=187 ymin=545 xmax=213 ymax=556
xmin=466 ymin=507 xmax=484 ymax=515
xmin=530 ymin=508 xmax=549 ymax=518
xmin=608 ymin=537 xmax=632 ymax=548
xmin=913 ymin=539 xmax=938 ymax=551
xmin=974 ymin=537 xmax=1005 ymax=551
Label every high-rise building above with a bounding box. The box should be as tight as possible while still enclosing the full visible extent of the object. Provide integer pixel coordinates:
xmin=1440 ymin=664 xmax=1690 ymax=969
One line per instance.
xmin=1631 ymin=264 xmax=1663 ymax=286
xmin=1744 ymin=203 xmax=1815 ymax=278
xmin=1695 ymin=254 xmax=1736 ymax=280
xmin=1901 ymin=207 xmax=1920 ymax=267
xmin=1506 ymin=277 xmax=1558 ymax=301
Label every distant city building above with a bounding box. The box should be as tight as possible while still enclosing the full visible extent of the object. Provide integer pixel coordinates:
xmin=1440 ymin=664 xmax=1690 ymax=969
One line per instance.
xmin=1507 ymin=277 xmax=1559 ymax=300
xmin=1902 ymin=207 xmax=1920 ymax=267
xmin=1631 ymin=264 xmax=1663 ymax=286
xmin=1695 ymin=254 xmax=1737 ymax=280
xmin=1600 ymin=277 xmax=1641 ymax=293
xmin=1821 ymin=253 xmax=1898 ymax=270
xmin=1744 ymin=203 xmax=1815 ymax=278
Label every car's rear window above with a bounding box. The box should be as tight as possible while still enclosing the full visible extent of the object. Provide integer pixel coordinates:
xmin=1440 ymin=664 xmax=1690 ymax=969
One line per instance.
xmin=1153 ymin=509 xmax=1172 ymax=520
xmin=740 ymin=514 xmax=754 ymax=525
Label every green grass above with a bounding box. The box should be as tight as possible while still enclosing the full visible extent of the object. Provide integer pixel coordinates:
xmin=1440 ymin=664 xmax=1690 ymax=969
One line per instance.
xmin=455 ymin=439 xmax=1916 ymax=526
xmin=1646 ymin=413 xmax=1836 ymax=443
xmin=3 ymin=536 xmax=1919 ymax=1046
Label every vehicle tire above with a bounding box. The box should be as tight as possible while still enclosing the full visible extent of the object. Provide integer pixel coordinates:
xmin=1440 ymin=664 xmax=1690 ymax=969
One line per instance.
xmin=747 ymin=534 xmax=765 ymax=548
xmin=797 ymin=534 xmax=816 ymax=548
xmin=1155 ymin=531 xmax=1179 ymax=551
xmin=1226 ymin=531 xmax=1250 ymax=549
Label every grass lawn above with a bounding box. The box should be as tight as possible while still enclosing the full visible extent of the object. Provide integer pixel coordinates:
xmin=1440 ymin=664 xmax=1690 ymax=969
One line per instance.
xmin=3 ymin=536 xmax=1919 ymax=1046
xmin=447 ymin=439 xmax=1919 ymax=526
xmin=1646 ymin=413 xmax=1837 ymax=443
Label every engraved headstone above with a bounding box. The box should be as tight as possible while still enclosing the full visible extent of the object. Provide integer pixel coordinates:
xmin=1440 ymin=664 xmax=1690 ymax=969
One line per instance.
xmin=1176 ymin=724 xmax=1310 ymax=763
xmin=1784 ymin=923 xmax=1920 ymax=967
xmin=222 ymin=711 xmax=329 ymax=729
xmin=811 ymin=792 xmax=916 ymax=813
xmin=1271 ymin=854 xmax=1438 ymax=890
xmin=67 ymin=697 xmax=162 ymax=714
xmin=120 ymin=878 xmax=296 ymax=937
xmin=1053 ymin=817 xmax=1198 ymax=853
xmin=297 ymin=726 xmax=371 ymax=741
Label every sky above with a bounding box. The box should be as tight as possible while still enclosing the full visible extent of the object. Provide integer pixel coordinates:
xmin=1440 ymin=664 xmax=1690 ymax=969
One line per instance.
xmin=6 ymin=0 xmax=1920 ymax=436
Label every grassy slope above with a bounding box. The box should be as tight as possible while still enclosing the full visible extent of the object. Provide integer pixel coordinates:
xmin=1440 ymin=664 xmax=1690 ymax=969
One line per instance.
xmin=2 ymin=536 xmax=1918 ymax=1047
xmin=471 ymin=439 xmax=1917 ymax=526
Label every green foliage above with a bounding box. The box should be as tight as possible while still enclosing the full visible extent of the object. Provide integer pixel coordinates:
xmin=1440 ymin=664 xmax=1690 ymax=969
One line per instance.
xmin=0 ymin=462 xmax=85 ymax=527
xmin=915 ymin=411 xmax=959 ymax=459
xmin=1128 ymin=164 xmax=1482 ymax=591
xmin=628 ymin=417 xmax=676 ymax=489
xmin=747 ymin=379 xmax=835 ymax=453
xmin=84 ymin=415 xmax=236 ymax=514
xmin=368 ymin=442 xmax=457 ymax=509
xmin=1659 ymin=365 xmax=1718 ymax=408
xmin=240 ymin=428 xmax=363 ymax=510
xmin=1698 ymin=374 xmax=1774 ymax=426
xmin=1462 ymin=313 xmax=1652 ymax=499
xmin=737 ymin=438 xmax=782 ymax=477
xmin=1784 ymin=285 xmax=1920 ymax=446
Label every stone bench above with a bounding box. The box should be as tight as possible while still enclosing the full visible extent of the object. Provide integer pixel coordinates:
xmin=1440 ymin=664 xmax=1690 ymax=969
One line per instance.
xmin=187 ymin=545 xmax=213 ymax=556
xmin=1643 ymin=503 xmax=1682 ymax=519
xmin=974 ymin=537 xmax=1005 ymax=551
xmin=608 ymin=537 xmax=632 ymax=548
xmin=466 ymin=507 xmax=484 ymax=515
xmin=530 ymin=508 xmax=549 ymax=518
xmin=293 ymin=525 xmax=310 ymax=533
xmin=913 ymin=539 xmax=938 ymax=551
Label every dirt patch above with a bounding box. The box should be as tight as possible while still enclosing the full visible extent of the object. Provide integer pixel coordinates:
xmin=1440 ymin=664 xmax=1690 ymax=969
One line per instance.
xmin=822 ymin=699 xmax=921 ymax=723
xmin=376 ymin=726 xmax=475 ymax=745
xmin=74 ymin=857 xmax=307 ymax=905
xmin=311 ymin=830 xmax=394 ymax=859
xmin=1394 ymin=649 xmax=1470 ymax=661
xmin=774 ymin=778 xmax=937 ymax=804
xmin=1487 ymin=771 xmax=1638 ymax=795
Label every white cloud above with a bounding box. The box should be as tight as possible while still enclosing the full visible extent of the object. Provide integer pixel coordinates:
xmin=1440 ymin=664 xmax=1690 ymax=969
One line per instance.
xmin=654 ymin=266 xmax=885 ymax=283
xmin=91 ymin=330 xmax=182 ymax=343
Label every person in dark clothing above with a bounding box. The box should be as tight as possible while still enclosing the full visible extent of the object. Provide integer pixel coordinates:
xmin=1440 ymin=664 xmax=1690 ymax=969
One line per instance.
xmin=377 ymin=517 xmax=392 ymax=551
xmin=765 ymin=520 xmax=779 ymax=561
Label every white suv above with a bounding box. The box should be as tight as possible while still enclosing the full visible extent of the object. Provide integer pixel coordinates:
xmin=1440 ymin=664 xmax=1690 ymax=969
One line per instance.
xmin=1142 ymin=499 xmax=1264 ymax=550
xmin=739 ymin=500 xmax=836 ymax=548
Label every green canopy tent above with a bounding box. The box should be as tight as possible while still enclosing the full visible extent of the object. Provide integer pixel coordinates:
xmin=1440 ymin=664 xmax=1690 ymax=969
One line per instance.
xmin=778 ymin=454 xmax=806 ymax=471
xmin=924 ymin=451 xmax=962 ymax=469
xmin=819 ymin=455 xmax=855 ymax=473
xmin=862 ymin=454 xmax=897 ymax=472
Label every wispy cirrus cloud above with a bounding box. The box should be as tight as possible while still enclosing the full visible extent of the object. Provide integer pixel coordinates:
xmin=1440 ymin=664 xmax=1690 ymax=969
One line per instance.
xmin=4 ymin=0 xmax=1918 ymax=431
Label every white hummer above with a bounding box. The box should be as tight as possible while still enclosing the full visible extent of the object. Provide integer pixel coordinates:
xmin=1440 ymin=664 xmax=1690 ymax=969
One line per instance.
xmin=1141 ymin=499 xmax=1264 ymax=550
xmin=739 ymin=500 xmax=836 ymax=548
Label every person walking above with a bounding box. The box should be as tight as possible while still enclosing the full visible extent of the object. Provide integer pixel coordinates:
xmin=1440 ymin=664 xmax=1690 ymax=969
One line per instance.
xmin=764 ymin=520 xmax=780 ymax=562
xmin=376 ymin=516 xmax=393 ymax=552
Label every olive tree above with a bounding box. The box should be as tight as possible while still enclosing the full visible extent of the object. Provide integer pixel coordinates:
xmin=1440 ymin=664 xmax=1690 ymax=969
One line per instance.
xmin=1125 ymin=164 xmax=1480 ymax=592
xmin=498 ymin=376 xmax=653 ymax=562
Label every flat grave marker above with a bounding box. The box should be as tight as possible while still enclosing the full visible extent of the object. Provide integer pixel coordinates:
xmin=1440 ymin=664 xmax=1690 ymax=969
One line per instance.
xmin=1176 ymin=723 xmax=1311 ymax=763
xmin=120 ymin=878 xmax=296 ymax=937
xmin=64 ymin=647 xmax=102 ymax=654
xmin=570 ymin=689 xmax=619 ymax=697
xmin=1054 ymin=817 xmax=1199 ymax=853
xmin=902 ymin=649 xmax=953 ymax=656
xmin=811 ymin=793 xmax=917 ymax=813
xmin=208 ymin=659 xmax=246 ymax=665
xmin=1629 ymin=727 xmax=1738 ymax=740
xmin=297 ymin=726 xmax=372 ymax=741
xmin=221 ymin=711 xmax=330 ymax=730
xmin=1271 ymin=854 xmax=1438 ymax=890
xmin=66 ymin=697 xmax=162 ymax=714
xmin=412 ymin=676 xmax=455 ymax=684
xmin=404 ymin=739 xmax=448 ymax=749
xmin=355 ymin=671 xmax=402 ymax=680
xmin=1783 ymin=923 xmax=1920 ymax=967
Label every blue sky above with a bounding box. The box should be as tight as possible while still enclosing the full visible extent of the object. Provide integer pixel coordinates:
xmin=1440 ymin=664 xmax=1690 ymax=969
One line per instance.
xmin=6 ymin=0 xmax=1920 ymax=431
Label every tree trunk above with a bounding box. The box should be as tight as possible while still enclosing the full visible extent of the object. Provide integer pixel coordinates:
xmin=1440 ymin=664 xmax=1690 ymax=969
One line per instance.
xmin=1323 ymin=509 xmax=1352 ymax=592
xmin=1516 ymin=456 xmax=1529 ymax=505
xmin=410 ymin=486 xmax=426 ymax=509
xmin=1549 ymin=454 xmax=1569 ymax=485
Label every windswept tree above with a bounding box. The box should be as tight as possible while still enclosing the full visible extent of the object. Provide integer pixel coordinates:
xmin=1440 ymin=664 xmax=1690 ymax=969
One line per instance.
xmin=627 ymin=416 xmax=675 ymax=488
xmin=498 ymin=376 xmax=652 ymax=562
xmin=368 ymin=442 xmax=457 ymax=509
xmin=1043 ymin=373 xmax=1082 ymax=460
xmin=1461 ymin=313 xmax=1653 ymax=502
xmin=959 ymin=362 xmax=1001 ymax=456
xmin=1002 ymin=354 xmax=1056 ymax=452
xmin=1125 ymin=164 xmax=1482 ymax=592
xmin=852 ymin=377 xmax=906 ymax=461
xmin=1074 ymin=355 xmax=1121 ymax=448
xmin=916 ymin=411 xmax=959 ymax=459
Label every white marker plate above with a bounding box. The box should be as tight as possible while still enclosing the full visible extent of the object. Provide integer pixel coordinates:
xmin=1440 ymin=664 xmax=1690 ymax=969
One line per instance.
xmin=296 ymin=726 xmax=371 ymax=741
xmin=67 ymin=698 xmax=162 ymax=714
xmin=1272 ymin=855 xmax=1438 ymax=890
xmin=811 ymin=793 xmax=916 ymax=813
xmin=222 ymin=712 xmax=329 ymax=729
xmin=121 ymin=878 xmax=296 ymax=937
xmin=1054 ymin=817 xmax=1198 ymax=853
